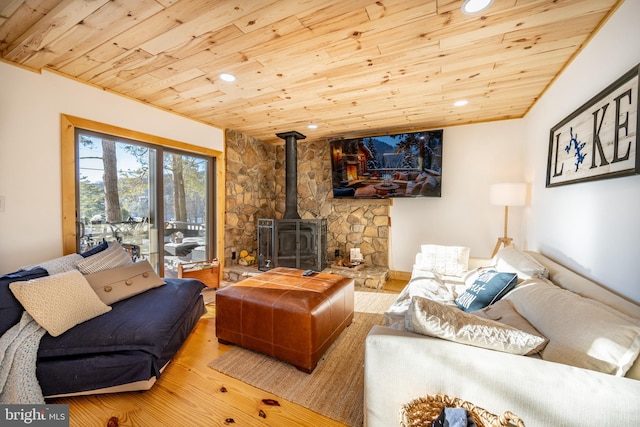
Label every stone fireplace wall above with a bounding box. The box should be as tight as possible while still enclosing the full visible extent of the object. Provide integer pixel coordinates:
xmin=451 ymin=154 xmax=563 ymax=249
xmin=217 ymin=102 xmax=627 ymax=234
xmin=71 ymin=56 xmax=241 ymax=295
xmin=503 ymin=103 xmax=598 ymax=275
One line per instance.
xmin=224 ymin=130 xmax=277 ymax=261
xmin=224 ymin=130 xmax=390 ymax=268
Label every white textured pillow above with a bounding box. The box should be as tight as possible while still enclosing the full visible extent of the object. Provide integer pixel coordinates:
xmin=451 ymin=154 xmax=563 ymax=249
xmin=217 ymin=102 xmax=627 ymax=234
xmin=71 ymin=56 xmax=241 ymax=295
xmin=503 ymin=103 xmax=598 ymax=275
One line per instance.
xmin=9 ymin=270 xmax=111 ymax=337
xmin=21 ymin=253 xmax=84 ymax=275
xmin=493 ymin=245 xmax=549 ymax=279
xmin=77 ymin=241 xmax=133 ymax=274
xmin=405 ymin=296 xmax=548 ymax=355
xmin=505 ymin=279 xmax=640 ymax=376
xmin=419 ymin=244 xmax=470 ymax=276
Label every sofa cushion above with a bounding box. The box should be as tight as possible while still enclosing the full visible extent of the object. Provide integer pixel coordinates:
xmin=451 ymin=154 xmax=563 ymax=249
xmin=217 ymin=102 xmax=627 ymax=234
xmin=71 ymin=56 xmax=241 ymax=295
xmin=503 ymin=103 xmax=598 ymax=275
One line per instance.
xmin=405 ymin=296 xmax=547 ymax=355
xmin=85 ymin=260 xmax=165 ymax=305
xmin=419 ymin=244 xmax=470 ymax=276
xmin=526 ymin=252 xmax=640 ymax=321
xmin=38 ymin=278 xmax=205 ymax=359
xmin=9 ymin=270 xmax=111 ymax=337
xmin=77 ymin=241 xmax=133 ymax=274
xmin=493 ymin=245 xmax=549 ymax=279
xmin=505 ymin=279 xmax=640 ymax=376
xmin=455 ymin=269 xmax=517 ymax=312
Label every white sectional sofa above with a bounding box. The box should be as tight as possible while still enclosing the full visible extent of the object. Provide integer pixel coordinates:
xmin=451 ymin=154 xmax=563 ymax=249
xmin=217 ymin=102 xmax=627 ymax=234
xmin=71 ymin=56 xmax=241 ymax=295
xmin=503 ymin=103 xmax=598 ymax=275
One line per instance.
xmin=364 ymin=246 xmax=640 ymax=426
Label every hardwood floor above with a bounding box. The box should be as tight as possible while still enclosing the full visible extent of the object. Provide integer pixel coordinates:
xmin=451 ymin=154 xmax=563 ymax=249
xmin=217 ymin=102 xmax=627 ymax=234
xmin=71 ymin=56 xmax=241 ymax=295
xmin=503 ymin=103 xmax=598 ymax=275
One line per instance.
xmin=382 ymin=278 xmax=408 ymax=293
xmin=50 ymin=280 xmax=405 ymax=426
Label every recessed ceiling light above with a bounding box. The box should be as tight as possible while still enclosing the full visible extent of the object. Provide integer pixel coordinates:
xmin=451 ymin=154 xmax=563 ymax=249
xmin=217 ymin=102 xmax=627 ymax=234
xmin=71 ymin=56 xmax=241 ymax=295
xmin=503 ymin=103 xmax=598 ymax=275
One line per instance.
xmin=454 ymin=99 xmax=469 ymax=107
xmin=307 ymin=123 xmax=318 ymax=129
xmin=461 ymin=0 xmax=493 ymax=15
xmin=219 ymin=72 xmax=236 ymax=82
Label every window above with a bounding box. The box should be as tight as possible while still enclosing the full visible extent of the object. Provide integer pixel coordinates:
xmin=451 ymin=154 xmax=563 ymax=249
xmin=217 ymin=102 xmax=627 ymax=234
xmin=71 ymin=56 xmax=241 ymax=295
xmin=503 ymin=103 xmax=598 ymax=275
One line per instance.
xmin=61 ymin=115 xmax=224 ymax=276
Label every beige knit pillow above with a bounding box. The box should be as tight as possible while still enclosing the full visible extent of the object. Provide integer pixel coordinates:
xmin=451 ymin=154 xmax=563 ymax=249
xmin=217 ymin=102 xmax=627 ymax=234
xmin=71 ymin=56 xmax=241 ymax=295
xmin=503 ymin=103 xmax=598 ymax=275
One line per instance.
xmin=9 ymin=269 xmax=111 ymax=337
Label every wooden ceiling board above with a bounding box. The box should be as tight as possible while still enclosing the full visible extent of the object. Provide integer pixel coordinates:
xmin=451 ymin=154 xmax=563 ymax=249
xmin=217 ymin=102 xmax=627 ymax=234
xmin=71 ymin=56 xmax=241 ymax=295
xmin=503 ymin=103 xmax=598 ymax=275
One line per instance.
xmin=0 ymin=0 xmax=621 ymax=144
xmin=139 ymin=0 xmax=279 ymax=55
xmin=79 ymin=50 xmax=158 ymax=87
xmin=298 ymin=0 xmax=391 ymax=30
xmin=3 ymin=0 xmax=111 ymax=63
xmin=50 ymin=0 xmax=162 ymax=66
xmin=0 ymin=0 xmax=24 ymax=19
xmin=0 ymin=0 xmax=59 ymax=53
xmin=23 ymin=0 xmax=163 ymax=71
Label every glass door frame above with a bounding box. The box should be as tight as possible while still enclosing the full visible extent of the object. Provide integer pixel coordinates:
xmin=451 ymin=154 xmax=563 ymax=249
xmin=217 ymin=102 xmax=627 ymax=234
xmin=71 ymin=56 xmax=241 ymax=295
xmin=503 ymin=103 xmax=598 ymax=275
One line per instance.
xmin=60 ymin=114 xmax=224 ymax=276
xmin=161 ymin=147 xmax=216 ymax=277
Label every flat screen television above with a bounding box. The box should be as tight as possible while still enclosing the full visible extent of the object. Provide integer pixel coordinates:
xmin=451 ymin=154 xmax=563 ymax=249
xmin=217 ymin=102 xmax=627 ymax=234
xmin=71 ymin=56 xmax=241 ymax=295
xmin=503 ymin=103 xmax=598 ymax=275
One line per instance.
xmin=330 ymin=130 xmax=443 ymax=199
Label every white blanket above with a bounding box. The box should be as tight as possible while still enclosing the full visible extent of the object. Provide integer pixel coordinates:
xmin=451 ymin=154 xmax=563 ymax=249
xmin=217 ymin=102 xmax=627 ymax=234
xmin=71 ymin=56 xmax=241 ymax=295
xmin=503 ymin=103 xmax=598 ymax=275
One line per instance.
xmin=0 ymin=311 xmax=46 ymax=404
xmin=384 ymin=271 xmax=465 ymax=329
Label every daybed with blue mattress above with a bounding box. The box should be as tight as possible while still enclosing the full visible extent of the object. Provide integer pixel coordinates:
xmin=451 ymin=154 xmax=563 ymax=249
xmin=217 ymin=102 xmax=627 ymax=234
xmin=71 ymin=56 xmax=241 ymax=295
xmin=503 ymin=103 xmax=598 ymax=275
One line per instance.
xmin=0 ymin=242 xmax=206 ymax=401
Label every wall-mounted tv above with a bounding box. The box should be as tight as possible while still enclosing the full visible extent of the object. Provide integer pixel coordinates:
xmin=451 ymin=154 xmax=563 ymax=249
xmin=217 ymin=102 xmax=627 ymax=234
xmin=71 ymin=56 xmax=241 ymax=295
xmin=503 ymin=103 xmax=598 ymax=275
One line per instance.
xmin=330 ymin=130 xmax=443 ymax=199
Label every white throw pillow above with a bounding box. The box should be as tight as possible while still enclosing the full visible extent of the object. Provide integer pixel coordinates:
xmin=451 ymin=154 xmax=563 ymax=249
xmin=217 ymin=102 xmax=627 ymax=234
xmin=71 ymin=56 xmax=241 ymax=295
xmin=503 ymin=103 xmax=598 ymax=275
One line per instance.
xmin=419 ymin=244 xmax=470 ymax=276
xmin=505 ymin=279 xmax=640 ymax=376
xmin=493 ymin=245 xmax=549 ymax=279
xmin=405 ymin=296 xmax=548 ymax=355
xmin=9 ymin=270 xmax=111 ymax=337
xmin=21 ymin=253 xmax=84 ymax=275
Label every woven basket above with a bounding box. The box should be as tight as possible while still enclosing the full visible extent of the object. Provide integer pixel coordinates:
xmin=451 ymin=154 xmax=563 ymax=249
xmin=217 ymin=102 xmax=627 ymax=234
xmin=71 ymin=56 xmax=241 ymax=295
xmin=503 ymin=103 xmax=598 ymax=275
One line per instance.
xmin=400 ymin=394 xmax=525 ymax=427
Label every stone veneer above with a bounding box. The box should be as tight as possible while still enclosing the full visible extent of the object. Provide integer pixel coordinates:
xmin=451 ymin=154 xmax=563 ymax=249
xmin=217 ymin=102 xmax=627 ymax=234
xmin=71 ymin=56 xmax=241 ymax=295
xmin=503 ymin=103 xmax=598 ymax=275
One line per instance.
xmin=225 ymin=130 xmax=390 ymax=269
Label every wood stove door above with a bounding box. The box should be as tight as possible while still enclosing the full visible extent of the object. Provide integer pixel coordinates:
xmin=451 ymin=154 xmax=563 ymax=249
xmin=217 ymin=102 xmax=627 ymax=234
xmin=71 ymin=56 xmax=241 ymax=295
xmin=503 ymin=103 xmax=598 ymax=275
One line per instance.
xmin=274 ymin=219 xmax=324 ymax=270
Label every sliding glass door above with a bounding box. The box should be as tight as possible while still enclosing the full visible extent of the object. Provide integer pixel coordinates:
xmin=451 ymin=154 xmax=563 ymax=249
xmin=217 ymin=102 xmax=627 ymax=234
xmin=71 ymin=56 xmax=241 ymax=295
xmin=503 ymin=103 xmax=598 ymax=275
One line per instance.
xmin=162 ymin=151 xmax=210 ymax=276
xmin=76 ymin=129 xmax=213 ymax=276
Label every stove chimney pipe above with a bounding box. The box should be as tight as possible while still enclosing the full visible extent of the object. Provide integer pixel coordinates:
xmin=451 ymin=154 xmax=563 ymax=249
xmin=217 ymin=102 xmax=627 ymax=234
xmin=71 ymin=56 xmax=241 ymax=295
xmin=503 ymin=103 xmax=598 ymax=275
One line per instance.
xmin=276 ymin=131 xmax=306 ymax=220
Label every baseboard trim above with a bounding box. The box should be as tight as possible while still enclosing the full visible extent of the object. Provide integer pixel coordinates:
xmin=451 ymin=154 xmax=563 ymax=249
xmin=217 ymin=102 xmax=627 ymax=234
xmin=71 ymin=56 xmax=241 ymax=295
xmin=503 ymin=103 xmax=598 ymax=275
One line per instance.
xmin=389 ymin=270 xmax=411 ymax=281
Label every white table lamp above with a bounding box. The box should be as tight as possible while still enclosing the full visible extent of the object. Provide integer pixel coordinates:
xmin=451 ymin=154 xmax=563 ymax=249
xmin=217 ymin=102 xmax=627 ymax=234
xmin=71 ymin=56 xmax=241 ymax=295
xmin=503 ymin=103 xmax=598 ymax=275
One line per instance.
xmin=490 ymin=183 xmax=526 ymax=257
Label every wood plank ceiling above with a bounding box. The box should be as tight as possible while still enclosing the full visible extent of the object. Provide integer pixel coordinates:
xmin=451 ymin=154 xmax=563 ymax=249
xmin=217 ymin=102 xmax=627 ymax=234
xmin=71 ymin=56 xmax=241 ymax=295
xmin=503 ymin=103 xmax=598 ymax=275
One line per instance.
xmin=0 ymin=0 xmax=621 ymax=144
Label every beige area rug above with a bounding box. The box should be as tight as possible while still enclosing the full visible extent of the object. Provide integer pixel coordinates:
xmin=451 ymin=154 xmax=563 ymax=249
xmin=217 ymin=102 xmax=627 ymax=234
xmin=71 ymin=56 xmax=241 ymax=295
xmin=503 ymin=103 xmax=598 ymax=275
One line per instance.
xmin=208 ymin=291 xmax=399 ymax=427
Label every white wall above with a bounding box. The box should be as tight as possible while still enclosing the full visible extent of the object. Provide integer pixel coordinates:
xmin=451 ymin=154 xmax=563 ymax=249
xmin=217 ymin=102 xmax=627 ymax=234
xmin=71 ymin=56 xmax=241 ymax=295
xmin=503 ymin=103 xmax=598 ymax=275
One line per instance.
xmin=523 ymin=0 xmax=640 ymax=304
xmin=0 ymin=63 xmax=224 ymax=273
xmin=390 ymin=119 xmax=526 ymax=270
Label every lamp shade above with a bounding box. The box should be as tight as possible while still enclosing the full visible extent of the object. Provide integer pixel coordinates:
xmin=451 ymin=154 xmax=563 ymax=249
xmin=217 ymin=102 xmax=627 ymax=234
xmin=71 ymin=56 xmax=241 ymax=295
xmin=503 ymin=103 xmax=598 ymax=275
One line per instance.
xmin=490 ymin=183 xmax=526 ymax=206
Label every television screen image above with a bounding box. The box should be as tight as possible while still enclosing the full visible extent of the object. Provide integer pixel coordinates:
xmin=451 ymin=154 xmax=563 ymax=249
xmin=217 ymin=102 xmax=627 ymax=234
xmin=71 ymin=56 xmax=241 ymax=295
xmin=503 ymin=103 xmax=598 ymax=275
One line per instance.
xmin=330 ymin=130 xmax=443 ymax=199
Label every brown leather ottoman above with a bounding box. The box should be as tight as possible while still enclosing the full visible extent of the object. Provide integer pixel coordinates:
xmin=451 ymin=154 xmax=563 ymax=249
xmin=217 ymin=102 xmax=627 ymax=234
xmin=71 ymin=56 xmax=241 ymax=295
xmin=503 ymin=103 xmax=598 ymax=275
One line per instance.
xmin=215 ymin=267 xmax=355 ymax=373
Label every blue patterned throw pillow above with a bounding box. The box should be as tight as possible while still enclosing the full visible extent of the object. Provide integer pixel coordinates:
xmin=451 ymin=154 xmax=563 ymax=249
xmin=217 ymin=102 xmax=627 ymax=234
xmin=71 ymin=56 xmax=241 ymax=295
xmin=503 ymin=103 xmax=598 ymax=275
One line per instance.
xmin=455 ymin=270 xmax=518 ymax=312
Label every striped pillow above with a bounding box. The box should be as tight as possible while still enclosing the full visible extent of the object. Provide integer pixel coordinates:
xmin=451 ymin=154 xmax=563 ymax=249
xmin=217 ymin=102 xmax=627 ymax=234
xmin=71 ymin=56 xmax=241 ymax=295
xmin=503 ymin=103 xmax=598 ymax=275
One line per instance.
xmin=77 ymin=242 xmax=133 ymax=274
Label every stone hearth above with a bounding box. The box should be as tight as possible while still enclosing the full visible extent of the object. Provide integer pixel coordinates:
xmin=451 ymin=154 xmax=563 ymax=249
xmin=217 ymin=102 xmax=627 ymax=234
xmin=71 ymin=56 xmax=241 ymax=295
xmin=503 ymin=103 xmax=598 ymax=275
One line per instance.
xmin=322 ymin=265 xmax=389 ymax=289
xmin=223 ymin=264 xmax=262 ymax=282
